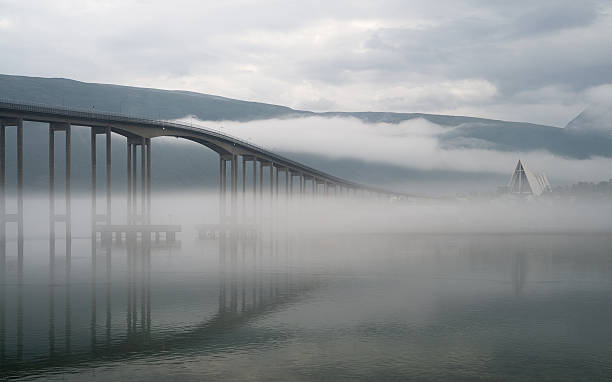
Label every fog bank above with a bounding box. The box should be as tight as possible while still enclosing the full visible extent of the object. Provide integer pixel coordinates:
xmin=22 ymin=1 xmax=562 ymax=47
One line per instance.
xmin=179 ymin=116 xmax=612 ymax=191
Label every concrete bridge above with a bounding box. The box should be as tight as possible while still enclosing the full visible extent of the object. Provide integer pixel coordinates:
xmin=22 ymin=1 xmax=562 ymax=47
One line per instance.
xmin=0 ymin=99 xmax=403 ymax=240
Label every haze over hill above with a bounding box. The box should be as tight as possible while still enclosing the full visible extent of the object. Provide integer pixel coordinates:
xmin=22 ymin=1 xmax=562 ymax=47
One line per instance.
xmin=1 ymin=74 xmax=611 ymax=194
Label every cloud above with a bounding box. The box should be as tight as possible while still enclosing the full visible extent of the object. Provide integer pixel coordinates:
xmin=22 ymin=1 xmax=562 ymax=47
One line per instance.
xmin=179 ymin=115 xmax=612 ymax=185
xmin=565 ymin=83 xmax=612 ymax=134
xmin=0 ymin=17 xmax=12 ymax=30
xmin=1 ymin=0 xmax=612 ymax=127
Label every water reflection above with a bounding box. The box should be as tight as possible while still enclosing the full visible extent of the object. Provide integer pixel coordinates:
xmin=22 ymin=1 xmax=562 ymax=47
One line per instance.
xmin=0 ymin=234 xmax=5 ymax=362
xmin=0 ymin=226 xmax=315 ymax=380
xmin=1 ymin=231 xmax=612 ymax=380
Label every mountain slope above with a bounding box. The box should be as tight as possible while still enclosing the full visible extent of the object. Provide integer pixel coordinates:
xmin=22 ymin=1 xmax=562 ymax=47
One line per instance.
xmin=1 ymin=74 xmax=611 ymax=193
xmin=0 ymin=74 xmax=301 ymax=121
xmin=0 ymin=74 xmax=548 ymax=127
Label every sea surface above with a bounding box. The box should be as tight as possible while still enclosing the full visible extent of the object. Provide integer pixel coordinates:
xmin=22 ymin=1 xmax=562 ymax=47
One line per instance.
xmin=1 ymin=230 xmax=611 ymax=381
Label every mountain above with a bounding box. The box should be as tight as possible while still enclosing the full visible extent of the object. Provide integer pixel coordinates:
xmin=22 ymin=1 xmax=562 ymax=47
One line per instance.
xmin=3 ymin=74 xmax=611 ymax=160
xmin=565 ymin=107 xmax=612 ymax=135
xmin=1 ymin=74 xmax=611 ymax=193
xmin=0 ymin=74 xmax=300 ymax=121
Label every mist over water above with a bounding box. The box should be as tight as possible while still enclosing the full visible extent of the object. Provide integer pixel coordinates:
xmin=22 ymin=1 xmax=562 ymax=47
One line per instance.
xmin=4 ymin=191 xmax=612 ymax=239
xmin=1 ymin=191 xmax=611 ymax=380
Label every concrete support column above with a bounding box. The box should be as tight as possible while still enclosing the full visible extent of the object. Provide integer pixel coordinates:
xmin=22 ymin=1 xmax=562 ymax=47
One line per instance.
xmin=259 ymin=160 xmax=263 ymax=199
xmin=17 ymin=119 xmax=23 ymax=242
xmin=106 ymin=128 xmax=112 ymax=225
xmin=230 ymin=155 xmax=237 ymax=222
xmin=140 ymin=139 xmax=146 ymax=224
xmin=284 ymin=169 xmax=289 ymax=199
xmin=275 ymin=166 xmax=279 ymax=200
xmin=219 ymin=156 xmax=226 ymax=225
xmin=252 ymin=157 xmax=257 ymax=224
xmin=50 ymin=127 xmax=55 ymax=236
xmin=126 ymin=142 xmax=132 ymax=224
xmin=48 ymin=122 xmax=70 ymax=280
xmin=131 ymin=144 xmax=137 ymax=222
xmin=269 ymin=163 xmax=273 ymax=199
xmin=146 ymin=138 xmax=151 ymax=224
xmin=242 ymin=157 xmax=246 ymax=210
xmin=132 ymin=143 xmax=138 ymax=224
xmin=49 ymin=122 xmax=70 ymax=239
xmin=65 ymin=124 xmax=70 ymax=241
xmin=126 ymin=137 xmax=149 ymax=225
xmin=252 ymin=157 xmax=257 ymax=201
xmin=300 ymin=174 xmax=304 ymax=196
xmin=0 ymin=123 xmax=5 ymax=256
xmin=91 ymin=130 xmax=96 ymax=231
xmin=0 ymin=119 xmax=25 ymax=354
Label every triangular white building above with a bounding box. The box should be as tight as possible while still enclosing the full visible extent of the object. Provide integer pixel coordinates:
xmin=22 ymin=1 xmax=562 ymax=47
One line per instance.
xmin=507 ymin=160 xmax=551 ymax=196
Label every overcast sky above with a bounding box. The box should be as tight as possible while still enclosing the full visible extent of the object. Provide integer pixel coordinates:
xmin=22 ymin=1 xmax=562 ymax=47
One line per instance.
xmin=1 ymin=0 xmax=611 ymax=126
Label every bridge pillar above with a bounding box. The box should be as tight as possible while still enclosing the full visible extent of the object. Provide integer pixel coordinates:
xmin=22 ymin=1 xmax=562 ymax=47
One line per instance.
xmin=126 ymin=138 xmax=151 ymax=226
xmin=242 ymin=156 xmax=246 ymax=222
xmin=141 ymin=138 xmax=146 ymax=224
xmin=274 ymin=165 xmax=279 ymax=200
xmin=219 ymin=154 xmax=238 ymax=226
xmin=125 ymin=137 xmax=152 ymax=226
xmin=146 ymin=138 xmax=151 ymax=224
xmin=131 ymin=143 xmax=137 ymax=222
xmin=17 ymin=119 xmax=23 ymax=243
xmin=312 ymin=178 xmax=316 ymax=197
xmin=284 ymin=168 xmax=289 ymax=199
xmin=231 ymin=154 xmax=237 ymax=223
xmin=252 ymin=156 xmax=257 ymax=202
xmin=0 ymin=120 xmax=19 ymax=264
xmin=300 ymin=173 xmax=304 ymax=197
xmin=269 ymin=163 xmax=274 ymax=199
xmin=49 ymin=122 xmax=70 ymax=286
xmin=258 ymin=159 xmax=263 ymax=200
xmin=49 ymin=122 xmax=71 ymax=241
xmin=91 ymin=127 xmax=112 ymax=233
xmin=252 ymin=157 xmax=257 ymax=224
xmin=0 ymin=122 xmax=4 ymax=263
xmin=219 ymin=155 xmax=226 ymax=225
xmin=127 ymin=141 xmax=131 ymax=224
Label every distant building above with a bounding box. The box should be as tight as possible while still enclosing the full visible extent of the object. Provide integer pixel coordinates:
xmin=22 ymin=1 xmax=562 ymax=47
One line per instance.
xmin=505 ymin=160 xmax=551 ymax=196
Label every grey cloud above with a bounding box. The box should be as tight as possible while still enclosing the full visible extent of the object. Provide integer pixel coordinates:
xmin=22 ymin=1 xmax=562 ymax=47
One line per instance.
xmin=512 ymin=3 xmax=601 ymax=37
xmin=289 ymin=0 xmax=610 ymax=97
xmin=1 ymin=0 xmax=612 ymax=126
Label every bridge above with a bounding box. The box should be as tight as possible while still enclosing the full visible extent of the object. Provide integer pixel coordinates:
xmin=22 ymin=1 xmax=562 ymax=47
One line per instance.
xmin=0 ymin=99 xmax=403 ymax=241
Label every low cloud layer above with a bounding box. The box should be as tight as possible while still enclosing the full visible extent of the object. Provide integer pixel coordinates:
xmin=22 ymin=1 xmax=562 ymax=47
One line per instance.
xmin=180 ymin=116 xmax=612 ymax=187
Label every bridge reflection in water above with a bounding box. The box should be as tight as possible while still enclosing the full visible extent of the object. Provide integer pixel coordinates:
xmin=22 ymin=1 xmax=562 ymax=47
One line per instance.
xmin=0 ymin=226 xmax=314 ymax=379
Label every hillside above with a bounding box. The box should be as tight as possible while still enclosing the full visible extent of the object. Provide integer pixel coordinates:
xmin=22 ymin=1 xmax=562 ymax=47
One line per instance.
xmin=1 ymin=74 xmax=611 ymax=193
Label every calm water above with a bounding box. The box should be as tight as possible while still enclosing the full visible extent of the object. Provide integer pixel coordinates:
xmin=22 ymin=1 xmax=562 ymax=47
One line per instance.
xmin=1 ymin=232 xmax=612 ymax=381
